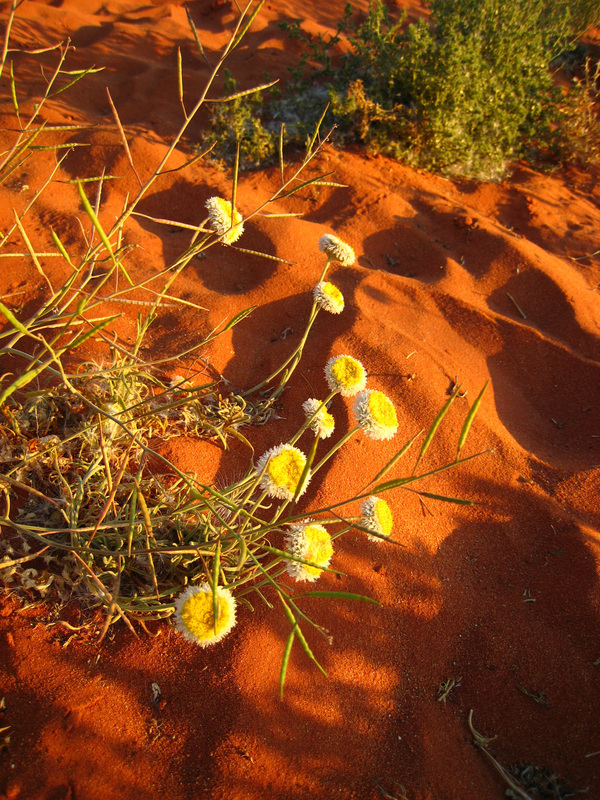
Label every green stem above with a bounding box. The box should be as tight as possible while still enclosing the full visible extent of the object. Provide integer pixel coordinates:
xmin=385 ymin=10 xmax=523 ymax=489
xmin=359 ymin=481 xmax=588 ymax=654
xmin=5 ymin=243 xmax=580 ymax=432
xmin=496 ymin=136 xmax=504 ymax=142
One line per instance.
xmin=317 ymin=256 xmax=333 ymax=284
xmin=243 ymin=301 xmax=321 ymax=398
xmin=312 ymin=425 xmax=360 ymax=476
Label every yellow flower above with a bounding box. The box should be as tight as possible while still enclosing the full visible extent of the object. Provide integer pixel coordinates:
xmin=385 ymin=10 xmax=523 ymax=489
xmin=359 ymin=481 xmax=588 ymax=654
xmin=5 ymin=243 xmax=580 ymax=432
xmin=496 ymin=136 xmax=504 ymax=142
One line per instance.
xmin=256 ymin=443 xmax=309 ymax=500
xmin=284 ymin=521 xmax=334 ymax=582
xmin=353 ymin=389 xmax=398 ymax=440
xmin=325 ymin=354 xmax=367 ymax=397
xmin=314 ymin=281 xmax=345 ymax=314
xmin=360 ymin=496 xmax=393 ymax=542
xmin=318 ymin=234 xmax=355 ymax=266
xmin=205 ymin=196 xmax=244 ymax=244
xmin=302 ymin=398 xmax=335 ymax=439
xmin=174 ymin=583 xmax=237 ymax=646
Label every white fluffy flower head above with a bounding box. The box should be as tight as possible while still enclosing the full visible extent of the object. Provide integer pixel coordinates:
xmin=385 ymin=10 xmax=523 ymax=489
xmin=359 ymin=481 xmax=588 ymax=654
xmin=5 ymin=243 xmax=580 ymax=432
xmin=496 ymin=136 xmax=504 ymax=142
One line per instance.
xmin=302 ymin=398 xmax=335 ymax=439
xmin=284 ymin=521 xmax=334 ymax=582
xmin=353 ymin=389 xmax=398 ymax=440
xmin=325 ymin=354 xmax=366 ymax=397
xmin=174 ymin=583 xmax=237 ymax=646
xmin=255 ymin=443 xmax=309 ymax=500
xmin=360 ymin=496 xmax=393 ymax=542
xmin=314 ymin=281 xmax=344 ymax=314
xmin=205 ymin=196 xmax=244 ymax=244
xmin=318 ymin=234 xmax=355 ymax=266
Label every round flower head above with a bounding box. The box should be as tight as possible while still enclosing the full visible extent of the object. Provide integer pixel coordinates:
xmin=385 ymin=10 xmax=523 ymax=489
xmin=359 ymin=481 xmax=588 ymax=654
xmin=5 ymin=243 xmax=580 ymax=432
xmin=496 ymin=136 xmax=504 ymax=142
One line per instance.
xmin=256 ymin=443 xmax=309 ymax=501
xmin=360 ymin=496 xmax=393 ymax=542
xmin=205 ymin=196 xmax=244 ymax=245
xmin=174 ymin=583 xmax=237 ymax=647
xmin=302 ymin=398 xmax=335 ymax=439
xmin=353 ymin=389 xmax=398 ymax=440
xmin=314 ymin=281 xmax=345 ymax=314
xmin=318 ymin=234 xmax=355 ymax=266
xmin=284 ymin=522 xmax=334 ymax=582
xmin=325 ymin=354 xmax=367 ymax=397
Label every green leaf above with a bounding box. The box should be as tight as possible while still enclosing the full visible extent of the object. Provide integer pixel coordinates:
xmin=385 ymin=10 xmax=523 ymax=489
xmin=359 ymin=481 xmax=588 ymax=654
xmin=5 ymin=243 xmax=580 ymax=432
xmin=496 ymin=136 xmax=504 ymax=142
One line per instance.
xmin=411 ymin=490 xmax=475 ymax=506
xmin=260 ymin=544 xmax=345 ymax=575
xmin=279 ymin=623 xmax=297 ymax=699
xmin=69 ymin=315 xmax=120 ymax=349
xmin=0 ymin=301 xmax=29 ymax=336
xmin=413 ymin=385 xmax=460 ymax=473
xmin=294 ymin=591 xmax=381 ymax=605
xmin=456 ymin=380 xmax=489 ymax=460
xmin=76 ymin=180 xmax=133 ymax=285
xmin=212 ymin=541 xmax=221 ymax=635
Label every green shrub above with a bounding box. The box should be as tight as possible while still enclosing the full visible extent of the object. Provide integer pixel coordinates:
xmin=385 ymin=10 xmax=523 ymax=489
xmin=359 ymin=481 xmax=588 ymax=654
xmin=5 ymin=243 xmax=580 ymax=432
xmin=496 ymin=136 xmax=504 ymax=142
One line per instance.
xmin=271 ymin=0 xmax=600 ymax=178
xmin=204 ymin=69 xmax=276 ymax=169
xmin=400 ymin=0 xmax=560 ymax=178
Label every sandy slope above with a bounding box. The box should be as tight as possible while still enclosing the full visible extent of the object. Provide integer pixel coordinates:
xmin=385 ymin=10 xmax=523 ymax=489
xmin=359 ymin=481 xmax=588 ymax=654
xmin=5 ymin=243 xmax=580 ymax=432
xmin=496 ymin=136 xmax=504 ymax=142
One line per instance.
xmin=0 ymin=1 xmax=599 ymax=799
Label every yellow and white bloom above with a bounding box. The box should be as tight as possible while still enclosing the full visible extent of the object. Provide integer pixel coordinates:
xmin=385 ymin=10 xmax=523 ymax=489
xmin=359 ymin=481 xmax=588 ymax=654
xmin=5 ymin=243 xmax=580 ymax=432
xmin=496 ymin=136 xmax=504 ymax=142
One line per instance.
xmin=284 ymin=521 xmax=334 ymax=582
xmin=256 ymin=443 xmax=309 ymax=500
xmin=318 ymin=234 xmax=355 ymax=266
xmin=302 ymin=398 xmax=335 ymax=439
xmin=205 ymin=196 xmax=244 ymax=244
xmin=314 ymin=281 xmax=345 ymax=314
xmin=174 ymin=583 xmax=237 ymax=646
xmin=324 ymin=354 xmax=366 ymax=397
xmin=360 ymin=496 xmax=393 ymax=542
xmin=353 ymin=389 xmax=398 ymax=440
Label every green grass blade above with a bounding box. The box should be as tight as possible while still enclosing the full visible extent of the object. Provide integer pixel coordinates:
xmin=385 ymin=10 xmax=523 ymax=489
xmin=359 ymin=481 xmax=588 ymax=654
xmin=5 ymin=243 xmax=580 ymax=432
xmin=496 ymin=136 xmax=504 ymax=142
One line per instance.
xmin=9 ymin=60 xmax=19 ymax=121
xmin=212 ymin=540 xmax=221 ymax=634
xmin=364 ymin=430 xmax=422 ymax=489
xmin=0 ymin=301 xmax=30 ymax=337
xmin=76 ymin=180 xmax=133 ymax=285
xmin=50 ymin=229 xmax=74 ymax=266
xmin=373 ymin=449 xmax=489 ymax=495
xmin=69 ymin=315 xmax=120 ymax=349
xmin=456 ymin=381 xmax=489 ymax=461
xmin=413 ymin=386 xmax=460 ymax=474
xmin=260 ymin=544 xmax=344 ymax=576
xmin=294 ymin=623 xmax=327 ymax=677
xmin=411 ymin=490 xmax=475 ymax=506
xmin=0 ymin=367 xmax=44 ymax=405
xmin=279 ymin=622 xmax=297 ymax=699
xmin=294 ymin=591 xmax=380 ymax=605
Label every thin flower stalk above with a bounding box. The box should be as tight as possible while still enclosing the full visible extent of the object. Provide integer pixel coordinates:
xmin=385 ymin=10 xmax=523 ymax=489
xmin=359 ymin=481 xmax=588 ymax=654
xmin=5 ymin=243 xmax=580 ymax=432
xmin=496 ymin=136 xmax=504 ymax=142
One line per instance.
xmin=311 ymin=425 xmax=361 ymax=475
xmin=242 ymin=301 xmax=321 ymax=399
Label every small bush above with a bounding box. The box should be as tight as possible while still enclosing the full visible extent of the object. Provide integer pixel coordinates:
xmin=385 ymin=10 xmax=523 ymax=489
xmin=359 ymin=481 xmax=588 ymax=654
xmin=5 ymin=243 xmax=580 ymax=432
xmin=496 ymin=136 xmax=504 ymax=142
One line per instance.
xmin=204 ymin=69 xmax=276 ymax=169
xmin=268 ymin=0 xmax=600 ymax=178
xmin=555 ymin=57 xmax=600 ymax=166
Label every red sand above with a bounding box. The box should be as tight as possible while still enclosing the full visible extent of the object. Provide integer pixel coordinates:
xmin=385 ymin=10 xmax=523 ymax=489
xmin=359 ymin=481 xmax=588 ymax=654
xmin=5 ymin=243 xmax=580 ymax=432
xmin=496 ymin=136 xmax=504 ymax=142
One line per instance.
xmin=0 ymin=2 xmax=599 ymax=799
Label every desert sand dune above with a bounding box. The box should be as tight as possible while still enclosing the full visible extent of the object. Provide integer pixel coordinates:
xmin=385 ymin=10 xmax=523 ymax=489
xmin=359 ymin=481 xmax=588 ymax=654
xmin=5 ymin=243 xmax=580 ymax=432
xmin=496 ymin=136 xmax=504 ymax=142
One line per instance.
xmin=0 ymin=1 xmax=599 ymax=799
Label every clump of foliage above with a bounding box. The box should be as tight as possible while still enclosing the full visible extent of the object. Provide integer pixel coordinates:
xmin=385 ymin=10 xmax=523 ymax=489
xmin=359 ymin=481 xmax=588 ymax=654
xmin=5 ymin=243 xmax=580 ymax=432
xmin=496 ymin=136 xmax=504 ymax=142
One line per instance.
xmin=217 ymin=0 xmax=600 ymax=178
xmin=204 ymin=68 xmax=277 ymax=169
xmin=554 ymin=56 xmax=600 ymax=167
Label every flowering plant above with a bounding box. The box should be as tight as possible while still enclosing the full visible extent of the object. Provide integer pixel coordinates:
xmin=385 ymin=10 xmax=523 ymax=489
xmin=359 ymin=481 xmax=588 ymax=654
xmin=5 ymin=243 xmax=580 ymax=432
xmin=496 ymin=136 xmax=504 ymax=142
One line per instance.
xmin=0 ymin=1 xmax=488 ymax=698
